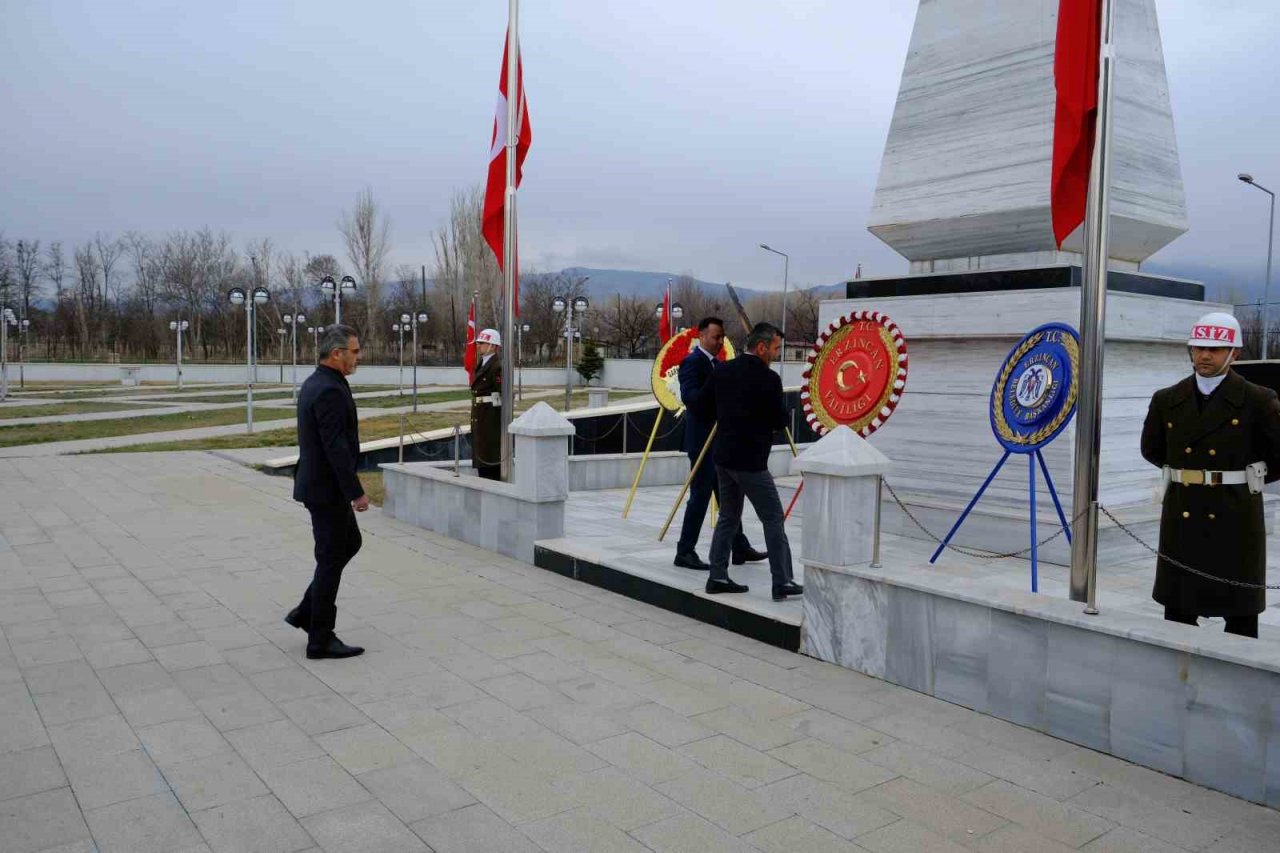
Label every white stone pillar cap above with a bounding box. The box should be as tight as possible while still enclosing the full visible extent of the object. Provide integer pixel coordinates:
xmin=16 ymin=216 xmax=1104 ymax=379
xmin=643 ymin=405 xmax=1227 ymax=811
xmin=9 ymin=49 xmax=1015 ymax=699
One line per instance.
xmin=791 ymin=425 xmax=891 ymax=477
xmin=508 ymin=401 xmax=576 ymax=437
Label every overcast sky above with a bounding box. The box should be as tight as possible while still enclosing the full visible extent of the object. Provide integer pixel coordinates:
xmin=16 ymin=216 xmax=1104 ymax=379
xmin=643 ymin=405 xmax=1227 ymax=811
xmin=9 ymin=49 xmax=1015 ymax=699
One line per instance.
xmin=1 ymin=1 xmax=1276 ymax=295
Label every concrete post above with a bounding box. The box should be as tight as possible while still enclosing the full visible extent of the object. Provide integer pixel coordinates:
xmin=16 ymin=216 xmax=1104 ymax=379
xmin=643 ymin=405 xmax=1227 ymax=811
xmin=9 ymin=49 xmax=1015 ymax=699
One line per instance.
xmin=508 ymin=401 xmax=576 ymax=502
xmin=587 ymin=387 xmax=610 ymax=409
xmin=791 ymin=425 xmax=892 ymax=567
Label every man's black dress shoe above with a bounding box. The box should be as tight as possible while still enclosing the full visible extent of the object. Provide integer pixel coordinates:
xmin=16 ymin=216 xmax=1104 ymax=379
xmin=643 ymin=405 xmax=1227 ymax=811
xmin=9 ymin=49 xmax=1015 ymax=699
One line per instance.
xmin=772 ymin=582 xmax=804 ymax=602
xmin=306 ymin=636 xmax=364 ymax=659
xmin=674 ymin=552 xmax=710 ymax=571
xmin=285 ymin=607 xmax=310 ymax=631
xmin=732 ymin=548 xmax=768 ymax=565
xmin=705 ymin=578 xmax=749 ymax=594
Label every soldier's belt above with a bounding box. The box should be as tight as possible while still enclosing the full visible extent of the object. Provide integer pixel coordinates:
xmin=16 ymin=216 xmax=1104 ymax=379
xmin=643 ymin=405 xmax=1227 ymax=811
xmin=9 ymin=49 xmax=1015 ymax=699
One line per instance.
xmin=474 ymin=393 xmax=501 ymax=406
xmin=1168 ymin=468 xmax=1247 ymax=486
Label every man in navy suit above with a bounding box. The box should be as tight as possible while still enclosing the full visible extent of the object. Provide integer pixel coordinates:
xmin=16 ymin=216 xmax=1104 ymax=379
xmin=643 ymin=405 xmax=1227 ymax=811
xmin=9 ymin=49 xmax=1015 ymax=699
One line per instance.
xmin=286 ymin=324 xmax=368 ymax=660
xmin=673 ymin=317 xmax=767 ymax=570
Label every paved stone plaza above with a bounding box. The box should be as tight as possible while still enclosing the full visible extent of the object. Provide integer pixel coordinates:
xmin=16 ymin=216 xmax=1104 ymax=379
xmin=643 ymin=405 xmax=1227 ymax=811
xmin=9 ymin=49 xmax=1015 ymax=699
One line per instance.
xmin=1 ymin=454 xmax=1279 ymax=853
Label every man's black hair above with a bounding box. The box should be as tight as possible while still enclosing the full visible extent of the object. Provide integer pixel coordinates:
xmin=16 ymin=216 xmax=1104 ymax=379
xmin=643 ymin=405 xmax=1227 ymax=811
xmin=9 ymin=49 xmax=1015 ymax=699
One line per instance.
xmin=697 ymin=316 xmax=725 ymax=332
xmin=745 ymin=322 xmax=782 ymax=352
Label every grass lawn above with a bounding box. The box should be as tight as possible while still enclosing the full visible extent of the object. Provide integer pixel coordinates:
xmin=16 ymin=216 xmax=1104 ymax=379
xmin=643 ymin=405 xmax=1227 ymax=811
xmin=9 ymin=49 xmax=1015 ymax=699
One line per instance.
xmin=90 ymin=390 xmax=600 ymax=454
xmin=0 ymin=406 xmax=267 ymax=448
xmin=358 ymin=471 xmax=385 ymax=507
xmin=347 ymin=389 xmax=473 ymax=408
xmin=0 ymin=401 xmax=149 ymax=420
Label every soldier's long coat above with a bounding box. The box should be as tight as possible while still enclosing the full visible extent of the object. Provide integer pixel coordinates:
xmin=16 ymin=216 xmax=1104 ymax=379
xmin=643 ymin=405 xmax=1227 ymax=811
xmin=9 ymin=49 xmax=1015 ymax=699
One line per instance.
xmin=1139 ymin=369 xmax=1280 ymax=616
xmin=470 ymin=354 xmax=502 ymax=468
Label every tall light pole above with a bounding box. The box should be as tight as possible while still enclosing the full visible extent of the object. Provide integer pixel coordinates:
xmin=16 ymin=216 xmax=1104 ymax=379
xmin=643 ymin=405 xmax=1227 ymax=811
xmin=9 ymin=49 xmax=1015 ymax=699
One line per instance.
xmin=393 ymin=317 xmax=407 ymax=395
xmin=409 ymin=311 xmax=428 ymax=412
xmin=759 ymin=244 xmax=790 ymax=374
xmin=518 ymin=322 xmax=530 ymax=402
xmin=0 ymin=308 xmax=14 ymax=402
xmin=553 ymin=295 xmax=589 ymax=410
xmin=168 ymin=319 xmax=189 ymax=389
xmin=229 ymin=285 xmax=270 ymax=432
xmin=283 ymin=313 xmax=305 ymax=400
xmin=308 ymin=325 xmax=324 ymax=362
xmin=276 ymin=327 xmax=287 ymax=383
xmin=18 ymin=318 xmax=29 ymax=390
xmin=319 ymin=275 xmax=357 ymax=324
xmin=1239 ymin=174 xmax=1276 ymax=359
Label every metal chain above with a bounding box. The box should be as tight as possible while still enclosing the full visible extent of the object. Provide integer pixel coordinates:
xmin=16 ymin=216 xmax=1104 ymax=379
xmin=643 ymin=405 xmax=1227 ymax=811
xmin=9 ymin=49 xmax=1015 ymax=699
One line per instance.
xmin=878 ymin=480 xmax=1280 ymax=590
xmin=1096 ymin=504 xmax=1280 ymax=590
xmin=626 ymin=412 xmax=685 ymax=441
xmin=573 ymin=415 xmax=625 ymax=445
xmin=880 ymin=480 xmax=1080 ymax=560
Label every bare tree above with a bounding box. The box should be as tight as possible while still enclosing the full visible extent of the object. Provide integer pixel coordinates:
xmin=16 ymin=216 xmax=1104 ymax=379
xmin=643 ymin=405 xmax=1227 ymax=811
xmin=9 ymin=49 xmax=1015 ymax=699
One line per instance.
xmin=431 ymin=187 xmax=497 ymax=361
xmin=14 ymin=239 xmax=41 ymax=321
xmin=787 ymin=287 xmax=821 ymax=345
xmin=600 ymin=292 xmax=658 ymax=358
xmin=338 ymin=187 xmax=391 ymax=351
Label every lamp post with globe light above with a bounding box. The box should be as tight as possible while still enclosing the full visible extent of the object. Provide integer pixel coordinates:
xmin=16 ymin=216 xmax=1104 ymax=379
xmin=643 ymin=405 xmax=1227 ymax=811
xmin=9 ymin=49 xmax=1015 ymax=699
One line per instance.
xmin=308 ymin=325 xmax=324 ymax=362
xmin=0 ymin=308 xmax=15 ymax=402
xmin=407 ymin=311 xmax=428 ymax=411
xmin=319 ymin=275 xmax=357 ymax=325
xmin=282 ymin=313 xmax=305 ymax=400
xmin=228 ymin=285 xmax=270 ymax=432
xmin=518 ymin=322 xmax=530 ymax=401
xmin=553 ymin=296 xmax=589 ymax=410
xmin=168 ymin=319 xmax=189 ymax=390
xmin=392 ymin=319 xmax=407 ymax=395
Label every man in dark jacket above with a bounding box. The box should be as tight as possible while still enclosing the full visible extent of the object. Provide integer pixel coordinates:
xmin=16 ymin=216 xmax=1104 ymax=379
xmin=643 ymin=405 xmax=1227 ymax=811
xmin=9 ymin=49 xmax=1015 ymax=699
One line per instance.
xmin=674 ymin=317 xmax=766 ymax=570
xmin=470 ymin=328 xmax=503 ymax=480
xmin=1140 ymin=312 xmax=1280 ymax=638
xmin=287 ymin=324 xmax=368 ymax=659
xmin=699 ymin=322 xmax=802 ymax=601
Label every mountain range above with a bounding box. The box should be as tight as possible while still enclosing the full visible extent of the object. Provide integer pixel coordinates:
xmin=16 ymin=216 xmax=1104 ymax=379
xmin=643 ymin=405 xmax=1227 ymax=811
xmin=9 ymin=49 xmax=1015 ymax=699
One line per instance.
xmin=555 ymin=267 xmax=847 ymax=301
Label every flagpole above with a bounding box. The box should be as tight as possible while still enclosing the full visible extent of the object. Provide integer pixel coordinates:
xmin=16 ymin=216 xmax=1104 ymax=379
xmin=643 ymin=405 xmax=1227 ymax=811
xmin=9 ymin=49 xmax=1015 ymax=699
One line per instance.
xmin=1069 ymin=0 xmax=1116 ymax=612
xmin=500 ymin=0 xmax=519 ymax=482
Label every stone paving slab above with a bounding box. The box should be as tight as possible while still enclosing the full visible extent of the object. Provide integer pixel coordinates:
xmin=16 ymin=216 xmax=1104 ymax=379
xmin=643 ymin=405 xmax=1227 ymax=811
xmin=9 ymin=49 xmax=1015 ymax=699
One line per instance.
xmin=1 ymin=452 xmax=1278 ymax=853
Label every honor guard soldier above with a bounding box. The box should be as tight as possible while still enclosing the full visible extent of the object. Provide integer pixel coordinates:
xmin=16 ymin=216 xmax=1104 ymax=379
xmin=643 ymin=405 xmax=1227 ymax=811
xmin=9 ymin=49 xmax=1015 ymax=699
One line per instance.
xmin=1140 ymin=312 xmax=1280 ymax=638
xmin=470 ymin=328 xmax=503 ymax=480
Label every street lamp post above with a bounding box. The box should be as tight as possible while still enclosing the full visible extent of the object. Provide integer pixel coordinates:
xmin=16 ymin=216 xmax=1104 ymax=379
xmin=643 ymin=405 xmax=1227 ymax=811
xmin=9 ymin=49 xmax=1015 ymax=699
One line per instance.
xmin=319 ymin=275 xmax=357 ymax=325
xmin=409 ymin=311 xmax=428 ymax=412
xmin=1239 ymin=174 xmax=1277 ymax=359
xmin=0 ymin=308 xmax=14 ymax=402
xmin=229 ymin=285 xmax=270 ymax=432
xmin=283 ymin=313 xmax=305 ymax=400
xmin=308 ymin=325 xmax=325 ymax=362
xmin=393 ymin=319 xmax=407 ymax=395
xmin=518 ymin=322 xmax=530 ymax=402
xmin=759 ymin=244 xmax=790 ymax=374
xmin=18 ymin=318 xmax=30 ymax=390
xmin=553 ymin=296 xmax=589 ymax=410
xmin=168 ymin=319 xmax=189 ymax=390
xmin=276 ymin=327 xmax=287 ymax=383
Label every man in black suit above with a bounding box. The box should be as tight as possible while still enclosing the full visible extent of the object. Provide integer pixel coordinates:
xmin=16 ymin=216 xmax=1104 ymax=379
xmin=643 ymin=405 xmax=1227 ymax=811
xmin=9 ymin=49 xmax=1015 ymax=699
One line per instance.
xmin=699 ymin=322 xmax=802 ymax=601
xmin=674 ymin=317 xmax=766 ymax=570
xmin=286 ymin=324 xmax=368 ymax=659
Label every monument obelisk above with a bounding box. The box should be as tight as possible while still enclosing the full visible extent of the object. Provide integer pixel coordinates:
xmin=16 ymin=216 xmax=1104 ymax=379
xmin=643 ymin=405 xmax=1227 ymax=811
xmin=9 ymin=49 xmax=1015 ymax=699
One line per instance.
xmin=820 ymin=0 xmax=1229 ymax=563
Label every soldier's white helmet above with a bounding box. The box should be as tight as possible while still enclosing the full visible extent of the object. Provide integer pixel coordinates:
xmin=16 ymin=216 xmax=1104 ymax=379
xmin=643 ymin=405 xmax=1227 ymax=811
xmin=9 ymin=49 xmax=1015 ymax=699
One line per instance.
xmin=476 ymin=328 xmax=502 ymax=346
xmin=1188 ymin=312 xmax=1243 ymax=348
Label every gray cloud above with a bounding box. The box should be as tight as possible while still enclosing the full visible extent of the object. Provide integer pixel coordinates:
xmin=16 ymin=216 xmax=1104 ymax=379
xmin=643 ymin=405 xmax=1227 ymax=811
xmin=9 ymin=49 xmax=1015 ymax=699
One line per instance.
xmin=0 ymin=0 xmax=1275 ymax=296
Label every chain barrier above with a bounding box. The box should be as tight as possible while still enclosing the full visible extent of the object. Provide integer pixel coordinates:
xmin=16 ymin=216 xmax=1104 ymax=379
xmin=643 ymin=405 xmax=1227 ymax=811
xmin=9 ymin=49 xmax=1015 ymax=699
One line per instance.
xmin=879 ymin=480 xmax=1280 ymax=590
xmin=626 ymin=412 xmax=685 ymax=442
xmin=1096 ymin=504 xmax=1280 ymax=590
xmin=572 ymin=414 xmax=625 ymax=446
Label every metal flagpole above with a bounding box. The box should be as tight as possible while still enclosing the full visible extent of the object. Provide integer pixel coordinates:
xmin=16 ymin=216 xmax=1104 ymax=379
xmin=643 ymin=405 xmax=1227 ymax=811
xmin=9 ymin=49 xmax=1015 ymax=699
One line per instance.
xmin=1069 ymin=0 xmax=1117 ymax=613
xmin=499 ymin=0 xmax=519 ymax=483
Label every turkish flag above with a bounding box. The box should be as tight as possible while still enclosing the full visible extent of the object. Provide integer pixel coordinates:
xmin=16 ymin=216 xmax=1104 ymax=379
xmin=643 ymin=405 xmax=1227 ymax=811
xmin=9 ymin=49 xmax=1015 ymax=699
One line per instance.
xmin=659 ymin=285 xmax=672 ymax=344
xmin=1051 ymin=0 xmax=1102 ymax=248
xmin=482 ymin=28 xmax=531 ymax=314
xmin=463 ymin=297 xmax=477 ymax=383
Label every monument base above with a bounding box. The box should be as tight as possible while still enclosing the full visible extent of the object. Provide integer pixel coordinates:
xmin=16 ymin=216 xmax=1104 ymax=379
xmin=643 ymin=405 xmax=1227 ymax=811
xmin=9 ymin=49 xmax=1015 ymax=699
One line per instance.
xmin=820 ymin=270 xmax=1221 ymax=560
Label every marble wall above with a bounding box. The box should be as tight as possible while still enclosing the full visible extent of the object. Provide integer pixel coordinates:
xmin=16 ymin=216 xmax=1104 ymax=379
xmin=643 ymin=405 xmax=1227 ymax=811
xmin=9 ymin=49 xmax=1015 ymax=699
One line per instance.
xmin=801 ymin=562 xmax=1280 ymax=807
